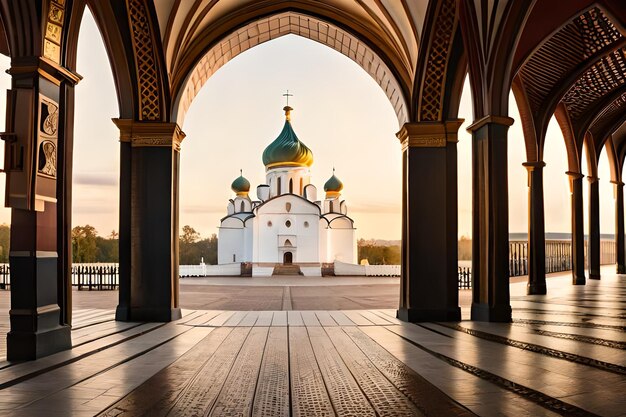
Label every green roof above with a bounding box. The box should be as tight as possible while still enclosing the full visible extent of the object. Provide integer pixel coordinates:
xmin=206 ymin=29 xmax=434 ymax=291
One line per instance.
xmin=231 ymin=175 xmax=250 ymax=193
xmin=324 ymin=174 xmax=343 ymax=192
xmin=262 ymin=107 xmax=313 ymax=168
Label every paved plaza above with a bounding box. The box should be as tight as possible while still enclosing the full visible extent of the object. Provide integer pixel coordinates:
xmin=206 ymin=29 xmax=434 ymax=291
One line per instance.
xmin=0 ymin=266 xmax=623 ymax=416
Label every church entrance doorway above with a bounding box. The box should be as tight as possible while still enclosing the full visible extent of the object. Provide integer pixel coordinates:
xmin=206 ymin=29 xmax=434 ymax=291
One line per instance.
xmin=284 ymin=252 xmax=293 ymax=264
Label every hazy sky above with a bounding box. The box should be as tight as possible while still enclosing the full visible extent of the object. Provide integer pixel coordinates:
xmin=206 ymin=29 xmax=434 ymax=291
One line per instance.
xmin=0 ymin=10 xmax=617 ymax=240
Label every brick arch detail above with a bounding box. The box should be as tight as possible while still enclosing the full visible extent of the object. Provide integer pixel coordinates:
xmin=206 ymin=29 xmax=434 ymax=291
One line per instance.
xmin=172 ymin=12 xmax=409 ymax=126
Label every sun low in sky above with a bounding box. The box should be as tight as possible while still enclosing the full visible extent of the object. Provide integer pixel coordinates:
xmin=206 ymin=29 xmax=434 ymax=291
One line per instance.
xmin=0 ymin=10 xmax=619 ymax=241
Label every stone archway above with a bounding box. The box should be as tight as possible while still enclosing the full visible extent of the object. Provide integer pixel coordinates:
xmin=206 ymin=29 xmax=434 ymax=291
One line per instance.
xmin=170 ymin=11 xmax=412 ymax=127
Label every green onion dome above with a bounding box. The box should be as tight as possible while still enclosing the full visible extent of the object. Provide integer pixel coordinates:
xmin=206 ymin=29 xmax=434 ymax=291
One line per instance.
xmin=231 ymin=172 xmax=250 ymax=196
xmin=262 ymin=106 xmax=314 ymax=169
xmin=324 ymin=171 xmax=343 ymax=196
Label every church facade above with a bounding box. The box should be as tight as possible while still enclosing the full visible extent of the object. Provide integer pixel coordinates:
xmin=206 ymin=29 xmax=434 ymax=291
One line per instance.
xmin=218 ymin=105 xmax=357 ymax=266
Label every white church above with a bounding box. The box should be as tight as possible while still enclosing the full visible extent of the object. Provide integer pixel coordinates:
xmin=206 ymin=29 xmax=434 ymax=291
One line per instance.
xmin=217 ymin=104 xmax=357 ymax=267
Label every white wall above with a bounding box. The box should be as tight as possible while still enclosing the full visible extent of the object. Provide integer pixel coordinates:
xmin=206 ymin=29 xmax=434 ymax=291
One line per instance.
xmin=254 ymin=195 xmax=320 ymax=263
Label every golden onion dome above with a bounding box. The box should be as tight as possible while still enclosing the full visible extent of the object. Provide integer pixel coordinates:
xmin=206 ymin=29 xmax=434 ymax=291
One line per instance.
xmin=262 ymin=106 xmax=314 ymax=169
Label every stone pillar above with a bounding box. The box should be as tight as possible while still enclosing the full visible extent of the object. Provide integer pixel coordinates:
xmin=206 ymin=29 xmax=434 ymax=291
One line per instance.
xmin=397 ymin=120 xmax=463 ymax=322
xmin=588 ymin=176 xmax=601 ymax=279
xmin=113 ymin=120 xmax=184 ymax=322
xmin=4 ymin=58 xmax=80 ymax=360
xmin=613 ymin=181 xmax=625 ymax=274
xmin=567 ymin=172 xmax=586 ymax=285
xmin=467 ymin=115 xmax=513 ymax=323
xmin=523 ymin=161 xmax=547 ymax=295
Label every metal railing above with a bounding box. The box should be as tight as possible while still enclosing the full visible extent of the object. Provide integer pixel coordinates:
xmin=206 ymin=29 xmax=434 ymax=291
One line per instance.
xmin=458 ymin=239 xmax=618 ymax=289
xmin=458 ymin=267 xmax=471 ymax=289
xmin=73 ymin=265 xmax=119 ymax=290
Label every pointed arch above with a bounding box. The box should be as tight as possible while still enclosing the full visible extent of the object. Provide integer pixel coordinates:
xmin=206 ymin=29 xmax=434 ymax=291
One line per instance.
xmin=555 ymin=103 xmax=583 ymax=173
xmin=512 ymin=75 xmax=540 ymax=162
xmin=605 ymin=135 xmax=622 ymax=183
xmin=584 ymin=132 xmax=599 ymax=178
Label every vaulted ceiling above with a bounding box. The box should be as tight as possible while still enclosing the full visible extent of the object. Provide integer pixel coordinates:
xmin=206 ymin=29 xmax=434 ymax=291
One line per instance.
xmin=153 ymin=0 xmax=425 ymax=124
xmin=513 ymin=0 xmax=626 ymax=167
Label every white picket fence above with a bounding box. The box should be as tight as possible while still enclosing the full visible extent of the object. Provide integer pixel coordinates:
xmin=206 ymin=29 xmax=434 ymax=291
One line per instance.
xmin=333 ymin=261 xmax=400 ymax=277
xmin=179 ymin=263 xmax=240 ymax=277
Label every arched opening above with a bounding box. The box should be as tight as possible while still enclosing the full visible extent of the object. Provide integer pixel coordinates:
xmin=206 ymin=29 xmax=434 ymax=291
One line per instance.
xmin=598 ymin=145 xmax=616 ymax=268
xmin=70 ymin=7 xmax=120 ymax=314
xmin=171 ymin=12 xmax=409 ymax=127
xmin=178 ymin=34 xmax=400 ymax=310
xmin=283 ymin=252 xmax=293 ymax=264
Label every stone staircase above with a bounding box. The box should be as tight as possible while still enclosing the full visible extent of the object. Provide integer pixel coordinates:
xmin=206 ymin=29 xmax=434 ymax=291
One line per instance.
xmin=272 ymin=264 xmax=303 ymax=276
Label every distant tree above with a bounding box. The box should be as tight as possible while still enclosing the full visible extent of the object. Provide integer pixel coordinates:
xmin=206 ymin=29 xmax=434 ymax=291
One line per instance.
xmin=179 ymin=227 xmax=218 ymax=265
xmin=0 ymin=224 xmax=9 ymax=263
xmin=180 ymin=225 xmax=200 ymax=244
xmin=95 ymin=236 xmax=119 ymax=262
xmin=458 ymin=235 xmax=472 ymax=260
xmin=180 ymin=225 xmax=200 ymax=264
xmin=196 ymin=234 xmax=218 ymax=265
xmin=358 ymin=241 xmax=400 ymax=265
xmin=72 ymin=225 xmax=98 ymax=263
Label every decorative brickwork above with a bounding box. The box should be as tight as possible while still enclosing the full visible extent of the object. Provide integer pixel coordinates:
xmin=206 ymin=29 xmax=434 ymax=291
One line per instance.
xmin=127 ymin=0 xmax=162 ymax=120
xmin=419 ymin=0 xmax=456 ymax=122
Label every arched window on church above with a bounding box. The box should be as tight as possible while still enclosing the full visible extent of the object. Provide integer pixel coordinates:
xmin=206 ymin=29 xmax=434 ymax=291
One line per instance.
xmin=289 ymin=178 xmax=293 ymax=193
xmin=277 ymin=177 xmax=282 ymax=196
xmin=240 ymin=201 xmax=245 ymax=212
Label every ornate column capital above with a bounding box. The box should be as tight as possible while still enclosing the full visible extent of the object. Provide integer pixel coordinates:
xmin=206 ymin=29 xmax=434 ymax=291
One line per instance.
xmin=587 ymin=176 xmax=600 ymax=184
xmin=112 ymin=119 xmax=186 ymax=151
xmin=9 ymin=56 xmax=82 ymax=87
xmin=396 ymin=120 xmax=464 ymax=150
xmin=610 ymin=180 xmax=625 ymax=187
xmin=466 ymin=115 xmax=514 ymax=133
xmin=566 ymin=171 xmax=584 ymax=193
xmin=522 ymin=161 xmax=546 ymax=171
xmin=565 ymin=171 xmax=584 ymax=180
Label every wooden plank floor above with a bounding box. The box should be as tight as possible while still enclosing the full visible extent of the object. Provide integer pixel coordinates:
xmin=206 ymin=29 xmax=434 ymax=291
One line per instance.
xmin=0 ymin=274 xmax=624 ymax=416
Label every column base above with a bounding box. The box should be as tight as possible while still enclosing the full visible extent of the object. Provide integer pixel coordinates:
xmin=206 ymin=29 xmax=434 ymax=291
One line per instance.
xmin=115 ymin=305 xmax=130 ymax=321
xmin=589 ymin=274 xmax=601 ymax=280
xmin=7 ymin=324 xmax=71 ymax=361
xmin=471 ymin=303 xmax=511 ymax=322
xmin=572 ymin=275 xmax=586 ymax=285
xmin=117 ymin=306 xmax=182 ymax=322
xmin=527 ymin=282 xmax=547 ymax=295
xmin=617 ymin=264 xmax=625 ymax=274
xmin=397 ymin=307 xmax=461 ymax=323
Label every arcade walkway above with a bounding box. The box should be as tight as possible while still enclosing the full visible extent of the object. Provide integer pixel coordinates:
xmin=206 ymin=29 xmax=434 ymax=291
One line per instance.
xmin=0 ymin=271 xmax=624 ymax=416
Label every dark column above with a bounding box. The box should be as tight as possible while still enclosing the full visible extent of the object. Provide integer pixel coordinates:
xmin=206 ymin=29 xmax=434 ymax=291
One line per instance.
xmin=588 ymin=176 xmax=601 ymax=279
xmin=613 ymin=181 xmax=625 ymax=274
xmin=468 ymin=116 xmax=513 ymax=323
xmin=523 ymin=161 xmax=547 ymax=294
xmin=568 ymin=172 xmax=586 ymax=285
xmin=114 ymin=120 xmax=184 ymax=322
xmin=397 ymin=121 xmax=463 ymax=322
xmin=4 ymin=58 xmax=80 ymax=360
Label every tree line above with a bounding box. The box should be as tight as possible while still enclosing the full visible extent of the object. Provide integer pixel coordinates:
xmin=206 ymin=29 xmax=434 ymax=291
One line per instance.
xmin=0 ymin=223 xmax=470 ymax=265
